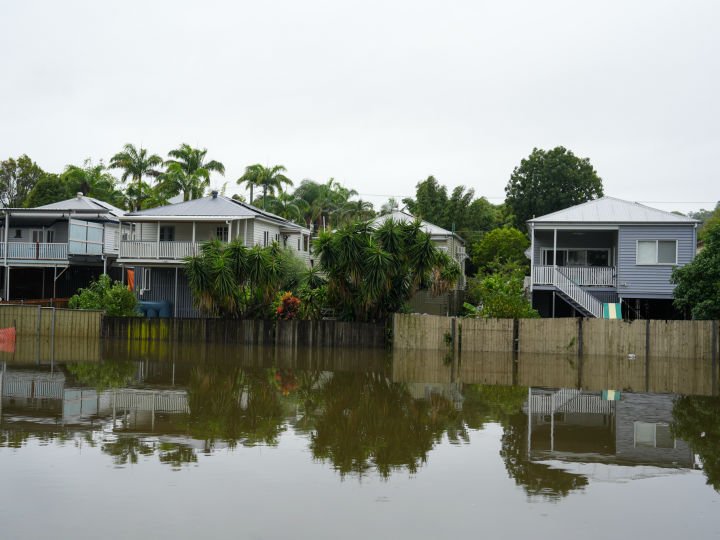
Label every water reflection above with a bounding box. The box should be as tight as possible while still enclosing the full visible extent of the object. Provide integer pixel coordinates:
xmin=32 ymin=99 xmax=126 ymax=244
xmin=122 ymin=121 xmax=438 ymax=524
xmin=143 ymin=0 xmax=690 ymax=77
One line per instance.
xmin=0 ymin=340 xmax=718 ymax=497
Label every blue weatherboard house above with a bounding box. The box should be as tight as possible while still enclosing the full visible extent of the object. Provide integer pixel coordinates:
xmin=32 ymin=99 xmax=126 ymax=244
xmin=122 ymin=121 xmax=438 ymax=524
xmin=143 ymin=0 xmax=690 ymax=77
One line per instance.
xmin=527 ymin=197 xmax=698 ymax=319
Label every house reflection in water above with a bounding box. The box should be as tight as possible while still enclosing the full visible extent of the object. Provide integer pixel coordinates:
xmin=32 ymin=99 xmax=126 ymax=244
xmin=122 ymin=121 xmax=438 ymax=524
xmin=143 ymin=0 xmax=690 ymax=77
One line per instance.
xmin=526 ymin=388 xmax=695 ymax=477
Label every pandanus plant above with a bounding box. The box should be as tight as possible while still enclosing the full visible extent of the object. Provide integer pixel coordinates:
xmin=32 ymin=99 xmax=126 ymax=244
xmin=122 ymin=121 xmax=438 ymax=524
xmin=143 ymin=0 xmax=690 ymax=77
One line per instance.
xmin=313 ymin=218 xmax=461 ymax=322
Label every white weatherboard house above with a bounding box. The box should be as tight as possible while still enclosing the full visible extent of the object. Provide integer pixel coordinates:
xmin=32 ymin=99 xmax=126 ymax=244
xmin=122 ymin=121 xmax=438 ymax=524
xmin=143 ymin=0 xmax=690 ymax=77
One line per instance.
xmin=528 ymin=197 xmax=698 ymax=319
xmin=117 ymin=191 xmax=312 ymax=317
xmin=1 ymin=193 xmax=123 ymax=301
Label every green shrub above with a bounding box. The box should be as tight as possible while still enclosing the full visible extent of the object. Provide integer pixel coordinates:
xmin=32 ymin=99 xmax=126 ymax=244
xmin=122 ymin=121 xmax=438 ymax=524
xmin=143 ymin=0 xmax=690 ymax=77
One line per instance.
xmin=69 ymin=274 xmax=138 ymax=317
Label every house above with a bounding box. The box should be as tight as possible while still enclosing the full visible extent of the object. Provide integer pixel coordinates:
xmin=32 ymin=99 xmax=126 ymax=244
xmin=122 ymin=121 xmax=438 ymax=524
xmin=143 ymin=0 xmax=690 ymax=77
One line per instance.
xmin=0 ymin=193 xmax=123 ymax=302
xmin=117 ymin=191 xmax=312 ymax=317
xmin=525 ymin=388 xmax=694 ymax=470
xmin=527 ymin=197 xmax=698 ymax=319
xmin=372 ymin=210 xmax=467 ymax=315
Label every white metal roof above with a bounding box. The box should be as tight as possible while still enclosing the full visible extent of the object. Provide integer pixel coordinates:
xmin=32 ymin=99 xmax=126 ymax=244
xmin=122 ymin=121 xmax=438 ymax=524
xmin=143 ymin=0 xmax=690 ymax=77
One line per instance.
xmin=123 ymin=194 xmax=308 ymax=232
xmin=528 ymin=197 xmax=699 ymax=225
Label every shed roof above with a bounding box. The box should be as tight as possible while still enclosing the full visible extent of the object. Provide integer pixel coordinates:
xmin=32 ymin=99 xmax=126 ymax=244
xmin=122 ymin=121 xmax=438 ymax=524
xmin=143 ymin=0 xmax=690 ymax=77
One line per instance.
xmin=528 ymin=197 xmax=698 ymax=225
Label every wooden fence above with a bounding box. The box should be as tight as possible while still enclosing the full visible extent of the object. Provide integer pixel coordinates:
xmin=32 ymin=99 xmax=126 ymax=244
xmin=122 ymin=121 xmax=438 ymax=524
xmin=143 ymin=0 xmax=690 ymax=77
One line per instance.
xmin=392 ymin=314 xmax=719 ymax=394
xmin=0 ymin=305 xmax=102 ymax=339
xmin=102 ymin=317 xmax=388 ymax=349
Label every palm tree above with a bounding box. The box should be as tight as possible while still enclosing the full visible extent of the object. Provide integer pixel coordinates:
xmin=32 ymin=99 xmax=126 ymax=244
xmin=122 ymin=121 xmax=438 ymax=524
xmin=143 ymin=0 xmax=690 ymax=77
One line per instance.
xmin=265 ymin=189 xmax=310 ymax=224
xmin=236 ymin=164 xmax=293 ymax=208
xmin=294 ymin=178 xmax=359 ymax=231
xmin=109 ymin=144 xmax=163 ymax=211
xmin=164 ymin=143 xmax=225 ymax=200
xmin=158 ymin=162 xmax=208 ymax=202
xmin=338 ymin=198 xmax=375 ymax=225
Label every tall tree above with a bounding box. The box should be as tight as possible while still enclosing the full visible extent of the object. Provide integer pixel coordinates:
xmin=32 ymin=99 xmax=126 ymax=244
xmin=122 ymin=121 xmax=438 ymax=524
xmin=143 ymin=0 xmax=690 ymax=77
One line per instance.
xmin=295 ymin=178 xmax=358 ymax=231
xmin=237 ymin=164 xmax=292 ymax=208
xmin=505 ymin=146 xmax=604 ymax=230
xmin=0 ymin=155 xmax=45 ymax=207
xmin=264 ymin=189 xmax=310 ymax=224
xmin=671 ymin=219 xmax=720 ymax=319
xmin=108 ymin=144 xmax=163 ymax=210
xmin=163 ymin=143 xmax=225 ymax=201
xmin=61 ymin=159 xmax=126 ymax=208
xmin=23 ymin=174 xmax=65 ymax=207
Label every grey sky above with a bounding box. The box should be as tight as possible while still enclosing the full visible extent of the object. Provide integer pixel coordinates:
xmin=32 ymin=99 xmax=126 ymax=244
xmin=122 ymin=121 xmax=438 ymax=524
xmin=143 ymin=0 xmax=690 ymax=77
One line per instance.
xmin=1 ymin=0 xmax=718 ymax=214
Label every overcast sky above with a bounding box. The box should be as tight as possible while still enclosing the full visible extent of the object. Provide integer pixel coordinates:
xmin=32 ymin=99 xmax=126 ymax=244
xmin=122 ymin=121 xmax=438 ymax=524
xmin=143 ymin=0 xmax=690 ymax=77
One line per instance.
xmin=1 ymin=0 xmax=718 ymax=213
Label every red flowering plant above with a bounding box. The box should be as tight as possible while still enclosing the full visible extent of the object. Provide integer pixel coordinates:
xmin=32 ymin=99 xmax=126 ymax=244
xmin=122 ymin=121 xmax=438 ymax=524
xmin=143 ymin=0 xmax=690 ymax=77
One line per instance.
xmin=274 ymin=291 xmax=301 ymax=320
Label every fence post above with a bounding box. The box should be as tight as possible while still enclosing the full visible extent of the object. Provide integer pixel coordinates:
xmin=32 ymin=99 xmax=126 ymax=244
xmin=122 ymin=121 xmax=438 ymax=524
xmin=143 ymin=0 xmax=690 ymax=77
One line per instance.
xmin=577 ymin=318 xmax=584 ymax=389
xmin=645 ymin=319 xmax=651 ymax=392
xmin=712 ymin=320 xmax=718 ymax=396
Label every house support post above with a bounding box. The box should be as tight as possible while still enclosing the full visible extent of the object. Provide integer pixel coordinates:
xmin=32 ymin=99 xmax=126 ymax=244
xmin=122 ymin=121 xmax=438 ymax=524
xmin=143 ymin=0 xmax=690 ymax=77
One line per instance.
xmin=553 ymin=228 xmax=557 ymax=287
xmin=529 ymin=223 xmax=534 ymax=293
xmin=4 ymin=266 xmax=9 ymax=302
xmin=174 ymin=266 xmax=178 ymax=318
xmin=156 ymin=221 xmax=160 ymax=259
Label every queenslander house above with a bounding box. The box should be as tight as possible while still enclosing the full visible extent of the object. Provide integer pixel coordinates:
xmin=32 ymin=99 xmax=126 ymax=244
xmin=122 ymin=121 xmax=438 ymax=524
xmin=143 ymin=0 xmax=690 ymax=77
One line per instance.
xmin=117 ymin=191 xmax=312 ymax=317
xmin=527 ymin=197 xmax=698 ymax=320
xmin=0 ymin=193 xmax=123 ymax=303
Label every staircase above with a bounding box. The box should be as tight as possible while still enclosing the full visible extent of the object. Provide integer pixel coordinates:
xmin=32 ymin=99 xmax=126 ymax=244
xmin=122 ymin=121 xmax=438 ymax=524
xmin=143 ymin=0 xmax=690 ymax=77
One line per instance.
xmin=551 ymin=267 xmax=603 ymax=318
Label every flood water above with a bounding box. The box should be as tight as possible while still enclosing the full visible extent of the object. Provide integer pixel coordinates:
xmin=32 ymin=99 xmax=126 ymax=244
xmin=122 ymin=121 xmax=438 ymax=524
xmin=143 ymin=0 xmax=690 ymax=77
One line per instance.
xmin=0 ymin=340 xmax=718 ymax=540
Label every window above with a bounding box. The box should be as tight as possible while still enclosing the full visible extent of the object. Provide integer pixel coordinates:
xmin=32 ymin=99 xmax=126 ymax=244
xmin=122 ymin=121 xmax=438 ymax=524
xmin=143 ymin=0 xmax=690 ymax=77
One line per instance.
xmin=142 ymin=268 xmax=152 ymax=292
xmin=275 ymin=233 xmax=280 ymax=243
xmin=297 ymin=237 xmax=301 ymax=251
xmin=303 ymin=235 xmax=309 ymax=252
xmin=14 ymin=229 xmax=22 ymax=239
xmin=216 ymin=226 xmax=229 ymax=242
xmin=160 ymin=226 xmax=175 ymax=241
xmin=263 ymin=231 xmax=269 ymax=246
xmin=637 ymin=240 xmax=677 ymax=265
xmin=587 ymin=249 xmax=609 ymax=266
xmin=634 ymin=422 xmax=674 ymax=448
xmin=46 ymin=230 xmax=55 ymax=243
xmin=31 ymin=229 xmax=43 ymax=243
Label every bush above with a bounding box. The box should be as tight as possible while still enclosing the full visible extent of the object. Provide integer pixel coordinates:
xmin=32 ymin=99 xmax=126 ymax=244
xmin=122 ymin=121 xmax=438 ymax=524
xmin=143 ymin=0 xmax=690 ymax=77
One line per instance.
xmin=69 ymin=274 xmax=138 ymax=317
xmin=467 ymin=269 xmax=539 ymax=319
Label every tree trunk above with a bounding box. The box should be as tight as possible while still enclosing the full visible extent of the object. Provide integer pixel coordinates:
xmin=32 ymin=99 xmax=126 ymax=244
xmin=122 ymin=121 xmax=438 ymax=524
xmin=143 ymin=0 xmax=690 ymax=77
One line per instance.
xmin=249 ymin=184 xmax=254 ymax=204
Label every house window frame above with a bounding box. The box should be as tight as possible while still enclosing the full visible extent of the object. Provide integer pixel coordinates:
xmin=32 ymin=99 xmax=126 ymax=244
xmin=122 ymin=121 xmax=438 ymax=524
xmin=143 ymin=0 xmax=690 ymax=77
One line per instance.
xmin=160 ymin=225 xmax=175 ymax=242
xmin=633 ymin=421 xmax=675 ymax=449
xmin=216 ymin=226 xmax=229 ymax=242
xmin=142 ymin=268 xmax=152 ymax=292
xmin=303 ymin=235 xmax=309 ymax=252
xmin=541 ymin=248 xmax=611 ymax=267
xmin=46 ymin=229 xmax=55 ymax=243
xmin=263 ymin=230 xmax=269 ymax=246
xmin=635 ymin=240 xmax=678 ymax=266
xmin=31 ymin=229 xmax=44 ymax=243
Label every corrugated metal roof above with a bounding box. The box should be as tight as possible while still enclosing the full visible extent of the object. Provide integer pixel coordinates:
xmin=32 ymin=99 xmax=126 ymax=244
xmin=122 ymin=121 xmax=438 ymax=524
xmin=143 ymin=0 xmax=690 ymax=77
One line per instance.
xmin=36 ymin=195 xmax=125 ymax=219
xmin=528 ymin=197 xmax=698 ymax=224
xmin=372 ymin=210 xmax=463 ymax=242
xmin=126 ymin=195 xmax=305 ymax=230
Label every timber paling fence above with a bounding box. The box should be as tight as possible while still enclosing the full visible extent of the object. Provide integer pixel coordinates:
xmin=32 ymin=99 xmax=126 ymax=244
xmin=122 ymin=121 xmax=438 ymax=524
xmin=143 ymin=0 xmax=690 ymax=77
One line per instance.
xmin=0 ymin=305 xmax=102 ymax=339
xmin=393 ymin=314 xmax=720 ymax=395
xmin=102 ymin=317 xmax=388 ymax=349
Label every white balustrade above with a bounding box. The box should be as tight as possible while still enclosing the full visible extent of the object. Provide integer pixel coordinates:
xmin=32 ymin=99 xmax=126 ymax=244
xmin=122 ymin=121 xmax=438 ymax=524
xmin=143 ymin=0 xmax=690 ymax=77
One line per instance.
xmin=1 ymin=242 xmax=68 ymax=261
xmin=120 ymin=241 xmax=199 ymax=260
xmin=532 ymin=265 xmax=615 ymax=287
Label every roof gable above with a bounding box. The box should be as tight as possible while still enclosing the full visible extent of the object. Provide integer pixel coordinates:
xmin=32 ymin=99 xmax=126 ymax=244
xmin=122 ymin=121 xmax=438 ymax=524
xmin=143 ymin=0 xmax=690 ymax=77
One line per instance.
xmin=528 ymin=197 xmax=698 ymax=224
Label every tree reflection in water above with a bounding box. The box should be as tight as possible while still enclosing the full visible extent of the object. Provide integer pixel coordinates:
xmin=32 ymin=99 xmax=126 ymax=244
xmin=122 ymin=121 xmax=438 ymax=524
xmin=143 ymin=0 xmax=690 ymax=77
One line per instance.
xmin=302 ymin=372 xmax=463 ymax=478
xmin=672 ymin=395 xmax=720 ymax=491
xmin=500 ymin=414 xmax=588 ymax=499
xmin=184 ymin=364 xmax=287 ymax=448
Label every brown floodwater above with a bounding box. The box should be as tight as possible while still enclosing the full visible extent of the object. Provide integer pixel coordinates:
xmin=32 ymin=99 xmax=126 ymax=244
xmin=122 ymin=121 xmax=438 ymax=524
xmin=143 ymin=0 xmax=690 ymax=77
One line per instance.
xmin=0 ymin=340 xmax=718 ymax=539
